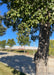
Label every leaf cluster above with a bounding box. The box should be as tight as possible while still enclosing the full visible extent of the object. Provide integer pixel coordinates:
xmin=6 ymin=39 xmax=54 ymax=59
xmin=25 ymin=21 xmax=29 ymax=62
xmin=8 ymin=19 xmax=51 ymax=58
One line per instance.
xmin=0 ymin=15 xmax=6 ymax=36
xmin=7 ymin=39 xmax=16 ymax=47
xmin=0 ymin=40 xmax=6 ymax=48
xmin=1 ymin=0 xmax=54 ymax=42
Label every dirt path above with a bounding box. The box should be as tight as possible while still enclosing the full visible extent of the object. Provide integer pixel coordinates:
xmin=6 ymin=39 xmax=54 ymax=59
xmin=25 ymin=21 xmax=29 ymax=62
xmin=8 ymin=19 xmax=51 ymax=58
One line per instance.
xmin=0 ymin=51 xmax=54 ymax=75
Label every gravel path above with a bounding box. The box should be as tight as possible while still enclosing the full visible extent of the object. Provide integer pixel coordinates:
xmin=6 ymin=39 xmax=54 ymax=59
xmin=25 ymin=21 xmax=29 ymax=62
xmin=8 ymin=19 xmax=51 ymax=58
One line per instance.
xmin=0 ymin=51 xmax=54 ymax=75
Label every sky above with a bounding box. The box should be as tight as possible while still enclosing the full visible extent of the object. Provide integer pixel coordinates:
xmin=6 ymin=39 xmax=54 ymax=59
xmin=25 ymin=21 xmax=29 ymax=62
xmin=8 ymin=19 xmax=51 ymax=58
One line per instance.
xmin=0 ymin=3 xmax=54 ymax=47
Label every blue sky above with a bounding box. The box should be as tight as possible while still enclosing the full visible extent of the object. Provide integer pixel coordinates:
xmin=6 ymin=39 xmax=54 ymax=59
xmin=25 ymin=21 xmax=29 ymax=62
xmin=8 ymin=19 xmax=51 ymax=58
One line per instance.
xmin=0 ymin=4 xmax=54 ymax=47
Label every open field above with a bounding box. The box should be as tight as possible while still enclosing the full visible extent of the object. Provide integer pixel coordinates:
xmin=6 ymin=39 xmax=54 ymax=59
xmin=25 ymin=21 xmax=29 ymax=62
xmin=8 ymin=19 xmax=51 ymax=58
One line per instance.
xmin=0 ymin=48 xmax=54 ymax=56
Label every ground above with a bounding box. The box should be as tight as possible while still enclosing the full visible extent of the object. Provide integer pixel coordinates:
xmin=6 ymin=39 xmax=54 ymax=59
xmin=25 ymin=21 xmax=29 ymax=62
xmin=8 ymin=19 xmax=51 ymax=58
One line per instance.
xmin=0 ymin=62 xmax=25 ymax=75
xmin=0 ymin=51 xmax=54 ymax=75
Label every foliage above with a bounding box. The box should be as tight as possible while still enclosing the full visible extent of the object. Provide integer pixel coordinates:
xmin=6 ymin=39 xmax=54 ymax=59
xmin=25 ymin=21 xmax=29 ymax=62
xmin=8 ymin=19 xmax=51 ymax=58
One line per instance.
xmin=16 ymin=23 xmax=31 ymax=46
xmin=0 ymin=40 xmax=6 ymax=48
xmin=49 ymin=40 xmax=54 ymax=48
xmin=49 ymin=40 xmax=54 ymax=56
xmin=1 ymin=0 xmax=54 ymax=41
xmin=7 ymin=39 xmax=16 ymax=47
xmin=17 ymin=34 xmax=30 ymax=46
xmin=49 ymin=48 xmax=54 ymax=56
xmin=0 ymin=15 xmax=6 ymax=36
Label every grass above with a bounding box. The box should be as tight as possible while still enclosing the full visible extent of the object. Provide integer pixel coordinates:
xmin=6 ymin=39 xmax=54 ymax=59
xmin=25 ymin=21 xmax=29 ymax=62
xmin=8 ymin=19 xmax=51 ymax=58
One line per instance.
xmin=0 ymin=62 xmax=25 ymax=75
xmin=49 ymin=48 xmax=54 ymax=56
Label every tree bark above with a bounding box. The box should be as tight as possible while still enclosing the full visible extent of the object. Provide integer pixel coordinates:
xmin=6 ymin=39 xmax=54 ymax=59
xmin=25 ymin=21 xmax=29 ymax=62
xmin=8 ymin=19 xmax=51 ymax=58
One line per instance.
xmin=34 ymin=25 xmax=50 ymax=75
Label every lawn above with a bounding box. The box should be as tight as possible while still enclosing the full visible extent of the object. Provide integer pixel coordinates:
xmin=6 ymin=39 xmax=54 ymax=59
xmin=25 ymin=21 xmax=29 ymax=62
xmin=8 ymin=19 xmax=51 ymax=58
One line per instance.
xmin=0 ymin=62 xmax=25 ymax=75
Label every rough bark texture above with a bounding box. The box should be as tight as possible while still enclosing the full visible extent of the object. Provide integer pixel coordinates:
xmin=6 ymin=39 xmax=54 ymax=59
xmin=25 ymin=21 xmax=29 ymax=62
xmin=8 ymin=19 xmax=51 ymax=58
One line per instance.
xmin=34 ymin=25 xmax=50 ymax=75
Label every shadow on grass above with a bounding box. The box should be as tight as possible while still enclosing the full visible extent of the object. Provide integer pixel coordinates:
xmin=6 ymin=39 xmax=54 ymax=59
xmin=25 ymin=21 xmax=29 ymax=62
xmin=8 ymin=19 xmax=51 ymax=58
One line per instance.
xmin=0 ymin=54 xmax=35 ymax=75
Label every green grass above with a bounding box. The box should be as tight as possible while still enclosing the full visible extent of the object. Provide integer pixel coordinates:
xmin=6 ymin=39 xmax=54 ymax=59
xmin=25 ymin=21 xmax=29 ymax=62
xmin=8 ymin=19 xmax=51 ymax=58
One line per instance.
xmin=49 ymin=48 xmax=54 ymax=56
xmin=0 ymin=62 xmax=25 ymax=75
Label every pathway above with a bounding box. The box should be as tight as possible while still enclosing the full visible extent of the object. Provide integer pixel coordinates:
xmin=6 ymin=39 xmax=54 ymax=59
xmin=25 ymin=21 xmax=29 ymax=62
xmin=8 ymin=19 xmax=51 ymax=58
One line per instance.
xmin=0 ymin=51 xmax=54 ymax=75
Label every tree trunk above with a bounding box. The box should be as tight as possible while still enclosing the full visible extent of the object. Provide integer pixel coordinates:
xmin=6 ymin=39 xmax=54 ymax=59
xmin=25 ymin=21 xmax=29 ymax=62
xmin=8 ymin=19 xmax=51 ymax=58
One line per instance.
xmin=34 ymin=25 xmax=50 ymax=75
xmin=24 ymin=46 xmax=25 ymax=53
xmin=33 ymin=42 xmax=35 ymax=55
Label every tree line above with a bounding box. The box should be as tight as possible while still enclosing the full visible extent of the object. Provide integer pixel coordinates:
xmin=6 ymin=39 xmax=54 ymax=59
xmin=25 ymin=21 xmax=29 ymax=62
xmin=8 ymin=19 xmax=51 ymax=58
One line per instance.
xmin=0 ymin=39 xmax=16 ymax=49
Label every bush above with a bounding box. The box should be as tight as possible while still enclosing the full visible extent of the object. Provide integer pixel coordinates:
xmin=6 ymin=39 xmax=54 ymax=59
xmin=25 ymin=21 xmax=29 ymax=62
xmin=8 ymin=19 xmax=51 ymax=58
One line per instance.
xmin=49 ymin=48 xmax=54 ymax=56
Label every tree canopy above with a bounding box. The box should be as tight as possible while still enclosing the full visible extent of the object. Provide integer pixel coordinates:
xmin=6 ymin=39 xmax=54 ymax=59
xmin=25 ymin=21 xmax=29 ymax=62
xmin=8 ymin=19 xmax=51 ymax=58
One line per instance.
xmin=0 ymin=15 xmax=6 ymax=36
xmin=0 ymin=40 xmax=6 ymax=48
xmin=1 ymin=0 xmax=54 ymax=60
xmin=1 ymin=0 xmax=54 ymax=41
xmin=17 ymin=34 xmax=30 ymax=46
xmin=1 ymin=0 xmax=54 ymax=57
xmin=7 ymin=39 xmax=16 ymax=47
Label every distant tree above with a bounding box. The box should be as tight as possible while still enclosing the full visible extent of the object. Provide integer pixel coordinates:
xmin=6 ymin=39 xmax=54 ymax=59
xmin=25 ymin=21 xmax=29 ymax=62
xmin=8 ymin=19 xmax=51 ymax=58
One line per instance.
xmin=17 ymin=33 xmax=30 ymax=53
xmin=0 ymin=41 xmax=2 ymax=48
xmin=7 ymin=39 xmax=16 ymax=48
xmin=0 ymin=40 xmax=6 ymax=49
